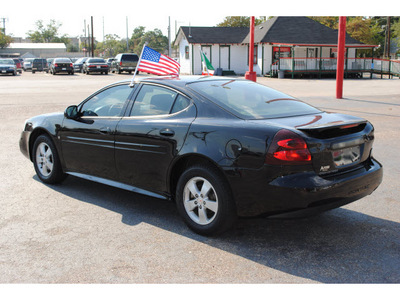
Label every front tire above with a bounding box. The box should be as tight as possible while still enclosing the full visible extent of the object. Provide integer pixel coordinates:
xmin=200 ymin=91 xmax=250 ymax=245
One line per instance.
xmin=32 ymin=135 xmax=66 ymax=184
xmin=176 ymin=165 xmax=237 ymax=236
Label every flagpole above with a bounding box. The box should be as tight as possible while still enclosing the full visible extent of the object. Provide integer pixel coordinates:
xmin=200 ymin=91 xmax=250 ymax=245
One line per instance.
xmin=130 ymin=42 xmax=148 ymax=87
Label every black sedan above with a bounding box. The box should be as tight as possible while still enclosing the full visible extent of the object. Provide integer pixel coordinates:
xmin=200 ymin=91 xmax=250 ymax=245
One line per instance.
xmin=82 ymin=58 xmax=109 ymax=75
xmin=0 ymin=58 xmax=17 ymax=75
xmin=19 ymin=77 xmax=383 ymax=235
xmin=49 ymin=58 xmax=74 ymax=75
xmin=73 ymin=57 xmax=88 ymax=73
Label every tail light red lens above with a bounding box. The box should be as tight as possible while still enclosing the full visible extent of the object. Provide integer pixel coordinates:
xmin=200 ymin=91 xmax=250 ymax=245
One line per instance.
xmin=70 ymin=63 xmax=73 ymax=67
xmin=120 ymin=62 xmax=123 ymax=66
xmin=266 ymin=129 xmax=312 ymax=165
xmin=54 ymin=63 xmax=58 ymax=67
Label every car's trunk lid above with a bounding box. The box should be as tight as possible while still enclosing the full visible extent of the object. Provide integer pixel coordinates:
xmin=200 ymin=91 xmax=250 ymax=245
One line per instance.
xmin=254 ymin=112 xmax=374 ymax=174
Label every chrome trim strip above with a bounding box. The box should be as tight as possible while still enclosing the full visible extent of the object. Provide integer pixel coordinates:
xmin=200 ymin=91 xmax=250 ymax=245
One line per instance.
xmin=66 ymin=172 xmax=166 ymax=200
xmin=64 ymin=140 xmax=114 ymax=149
xmin=66 ymin=136 xmax=114 ymax=144
xmin=115 ymin=141 xmax=160 ymax=148
xmin=114 ymin=146 xmax=162 ymax=154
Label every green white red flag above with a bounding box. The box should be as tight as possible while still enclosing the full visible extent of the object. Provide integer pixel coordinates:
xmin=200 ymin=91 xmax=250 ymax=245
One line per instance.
xmin=201 ymin=50 xmax=215 ymax=75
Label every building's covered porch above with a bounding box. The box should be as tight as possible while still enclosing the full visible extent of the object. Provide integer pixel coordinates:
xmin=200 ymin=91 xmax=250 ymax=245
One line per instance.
xmin=269 ymin=43 xmax=400 ymax=79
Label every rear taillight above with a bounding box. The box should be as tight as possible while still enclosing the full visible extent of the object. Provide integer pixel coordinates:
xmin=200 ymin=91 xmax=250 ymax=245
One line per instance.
xmin=54 ymin=63 xmax=58 ymax=67
xmin=70 ymin=63 xmax=73 ymax=67
xmin=120 ymin=62 xmax=122 ymax=66
xmin=265 ymin=129 xmax=311 ymax=165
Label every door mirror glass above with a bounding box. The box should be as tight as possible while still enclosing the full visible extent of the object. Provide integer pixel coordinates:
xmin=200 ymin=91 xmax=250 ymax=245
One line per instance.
xmin=65 ymin=105 xmax=79 ymax=119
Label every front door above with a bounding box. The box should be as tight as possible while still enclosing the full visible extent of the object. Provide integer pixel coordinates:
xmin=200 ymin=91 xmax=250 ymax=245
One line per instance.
xmin=219 ymin=46 xmax=230 ymax=70
xmin=115 ymin=83 xmax=196 ymax=194
xmin=60 ymin=83 xmax=133 ymax=180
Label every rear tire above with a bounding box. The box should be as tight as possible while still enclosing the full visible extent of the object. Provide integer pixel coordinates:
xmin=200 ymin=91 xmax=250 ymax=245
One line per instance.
xmin=32 ymin=134 xmax=67 ymax=184
xmin=176 ymin=165 xmax=237 ymax=236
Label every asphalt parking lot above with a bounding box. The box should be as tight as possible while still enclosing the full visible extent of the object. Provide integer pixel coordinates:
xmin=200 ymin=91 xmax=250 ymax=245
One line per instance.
xmin=0 ymin=71 xmax=399 ymax=284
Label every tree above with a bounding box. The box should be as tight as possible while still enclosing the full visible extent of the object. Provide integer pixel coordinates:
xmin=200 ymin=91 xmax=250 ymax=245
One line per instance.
xmin=95 ymin=34 xmax=126 ymax=57
xmin=129 ymin=27 xmax=168 ymax=54
xmin=26 ymin=19 xmax=69 ymax=43
xmin=346 ymin=17 xmax=381 ymax=46
xmin=393 ymin=20 xmax=400 ymax=52
xmin=0 ymin=31 xmax=13 ymax=49
xmin=217 ymin=16 xmax=267 ymax=27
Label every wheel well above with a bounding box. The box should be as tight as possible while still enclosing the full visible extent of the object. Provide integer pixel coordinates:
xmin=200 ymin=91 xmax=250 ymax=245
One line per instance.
xmin=28 ymin=129 xmax=50 ymax=161
xmin=168 ymin=155 xmax=226 ymax=202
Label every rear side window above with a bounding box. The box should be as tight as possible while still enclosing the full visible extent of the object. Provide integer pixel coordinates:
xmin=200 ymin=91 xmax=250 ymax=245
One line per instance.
xmin=171 ymin=95 xmax=191 ymax=114
xmin=131 ymin=85 xmax=177 ymax=116
xmin=122 ymin=54 xmax=139 ymax=62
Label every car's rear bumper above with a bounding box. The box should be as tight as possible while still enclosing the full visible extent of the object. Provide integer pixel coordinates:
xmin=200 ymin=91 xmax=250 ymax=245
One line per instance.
xmin=88 ymin=67 xmax=109 ymax=73
xmin=54 ymin=67 xmax=74 ymax=73
xmin=226 ymin=157 xmax=383 ymax=217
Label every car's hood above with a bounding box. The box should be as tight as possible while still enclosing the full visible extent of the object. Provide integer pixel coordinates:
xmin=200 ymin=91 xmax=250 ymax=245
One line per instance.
xmin=27 ymin=112 xmax=64 ymax=126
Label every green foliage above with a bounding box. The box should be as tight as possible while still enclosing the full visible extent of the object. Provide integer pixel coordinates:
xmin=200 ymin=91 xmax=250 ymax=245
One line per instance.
xmin=129 ymin=27 xmax=168 ymax=54
xmin=26 ymin=20 xmax=69 ymax=44
xmin=0 ymin=31 xmax=13 ymax=48
xmin=95 ymin=27 xmax=169 ymax=58
xmin=216 ymin=16 xmax=267 ymax=27
xmin=95 ymin=34 xmax=126 ymax=57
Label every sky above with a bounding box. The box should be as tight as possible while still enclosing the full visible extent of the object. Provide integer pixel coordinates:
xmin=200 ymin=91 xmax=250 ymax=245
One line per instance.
xmin=2 ymin=0 xmax=397 ymax=42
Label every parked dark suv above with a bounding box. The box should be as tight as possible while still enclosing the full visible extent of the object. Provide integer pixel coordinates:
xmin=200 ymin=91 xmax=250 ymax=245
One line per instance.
xmin=111 ymin=53 xmax=139 ymax=74
xmin=32 ymin=58 xmax=48 ymax=73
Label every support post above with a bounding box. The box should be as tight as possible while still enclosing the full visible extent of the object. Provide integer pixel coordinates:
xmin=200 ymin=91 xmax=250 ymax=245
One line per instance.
xmin=91 ymin=16 xmax=94 ymax=58
xmin=336 ymin=16 xmax=346 ymax=99
xmin=245 ymin=16 xmax=257 ymax=82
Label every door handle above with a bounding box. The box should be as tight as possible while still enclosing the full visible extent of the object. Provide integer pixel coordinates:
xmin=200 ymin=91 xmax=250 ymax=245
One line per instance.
xmin=159 ymin=129 xmax=175 ymax=137
xmin=99 ymin=127 xmax=111 ymax=134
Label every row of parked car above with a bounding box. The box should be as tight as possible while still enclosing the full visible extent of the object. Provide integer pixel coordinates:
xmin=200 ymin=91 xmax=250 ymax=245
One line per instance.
xmin=0 ymin=53 xmax=140 ymax=76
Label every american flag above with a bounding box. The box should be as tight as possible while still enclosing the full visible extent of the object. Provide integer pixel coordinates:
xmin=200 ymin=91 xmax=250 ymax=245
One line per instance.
xmin=137 ymin=46 xmax=180 ymax=76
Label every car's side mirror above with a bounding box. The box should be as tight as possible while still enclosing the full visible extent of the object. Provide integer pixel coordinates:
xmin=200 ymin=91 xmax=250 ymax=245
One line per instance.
xmin=64 ymin=105 xmax=79 ymax=119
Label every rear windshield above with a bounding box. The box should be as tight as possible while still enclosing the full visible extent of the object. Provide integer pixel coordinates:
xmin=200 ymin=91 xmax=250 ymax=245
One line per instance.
xmin=88 ymin=58 xmax=106 ymax=63
xmin=54 ymin=58 xmax=72 ymax=63
xmin=122 ymin=54 xmax=139 ymax=62
xmin=188 ymin=80 xmax=321 ymax=120
xmin=0 ymin=59 xmax=15 ymax=65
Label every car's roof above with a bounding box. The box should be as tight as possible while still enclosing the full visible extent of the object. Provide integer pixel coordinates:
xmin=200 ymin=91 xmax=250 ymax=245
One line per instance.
xmin=114 ymin=76 xmax=241 ymax=89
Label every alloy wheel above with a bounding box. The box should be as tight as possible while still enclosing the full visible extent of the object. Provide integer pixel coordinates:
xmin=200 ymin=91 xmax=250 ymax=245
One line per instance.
xmin=35 ymin=142 xmax=54 ymax=177
xmin=183 ymin=177 xmax=219 ymax=225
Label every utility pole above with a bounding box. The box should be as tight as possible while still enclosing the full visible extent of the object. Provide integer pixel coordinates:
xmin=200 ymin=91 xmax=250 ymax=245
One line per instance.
xmin=0 ymin=17 xmax=6 ymax=35
xmin=84 ymin=20 xmax=87 ymax=57
xmin=126 ymin=17 xmax=129 ymax=52
xmin=168 ymin=16 xmax=171 ymax=56
xmin=91 ymin=16 xmax=94 ymax=57
xmin=386 ymin=16 xmax=391 ymax=59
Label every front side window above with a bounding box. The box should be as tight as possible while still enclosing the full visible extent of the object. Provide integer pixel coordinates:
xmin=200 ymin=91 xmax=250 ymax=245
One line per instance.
xmin=80 ymin=84 xmax=132 ymax=117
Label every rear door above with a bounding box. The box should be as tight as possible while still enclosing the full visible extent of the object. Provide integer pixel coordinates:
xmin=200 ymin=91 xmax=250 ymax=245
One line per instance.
xmin=115 ymin=83 xmax=196 ymax=193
